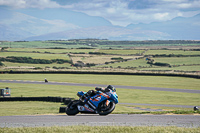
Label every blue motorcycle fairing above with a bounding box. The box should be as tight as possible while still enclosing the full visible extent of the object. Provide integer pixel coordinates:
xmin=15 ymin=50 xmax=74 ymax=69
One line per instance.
xmin=76 ymin=90 xmax=118 ymax=113
xmin=89 ymin=92 xmax=110 ymax=108
xmin=77 ymin=104 xmax=95 ymax=112
xmin=109 ymin=92 xmax=118 ymax=104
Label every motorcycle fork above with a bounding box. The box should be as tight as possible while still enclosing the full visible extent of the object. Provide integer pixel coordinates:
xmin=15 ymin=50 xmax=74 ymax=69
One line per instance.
xmin=70 ymin=101 xmax=82 ymax=109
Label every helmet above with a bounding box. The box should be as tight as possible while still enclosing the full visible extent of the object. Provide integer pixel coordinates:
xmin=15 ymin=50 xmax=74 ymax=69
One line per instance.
xmin=106 ymin=85 xmax=116 ymax=92
xmin=194 ymin=106 xmax=199 ymax=111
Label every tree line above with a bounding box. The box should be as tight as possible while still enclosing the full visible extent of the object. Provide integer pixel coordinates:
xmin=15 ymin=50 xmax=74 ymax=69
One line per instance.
xmin=0 ymin=56 xmax=72 ymax=64
xmin=47 ymin=39 xmax=200 ymax=46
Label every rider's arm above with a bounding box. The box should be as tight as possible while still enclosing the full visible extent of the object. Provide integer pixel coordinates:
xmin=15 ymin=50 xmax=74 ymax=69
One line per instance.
xmin=86 ymin=90 xmax=96 ymax=96
xmin=95 ymin=87 xmax=105 ymax=92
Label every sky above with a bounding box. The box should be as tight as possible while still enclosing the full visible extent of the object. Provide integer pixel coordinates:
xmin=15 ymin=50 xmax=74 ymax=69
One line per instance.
xmin=0 ymin=0 xmax=200 ymax=26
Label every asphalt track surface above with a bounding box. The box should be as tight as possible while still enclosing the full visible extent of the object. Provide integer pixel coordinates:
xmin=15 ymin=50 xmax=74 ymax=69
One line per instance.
xmin=0 ymin=114 xmax=200 ymax=127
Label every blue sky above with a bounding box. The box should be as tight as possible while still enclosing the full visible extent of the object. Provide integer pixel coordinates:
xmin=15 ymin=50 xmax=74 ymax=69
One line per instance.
xmin=0 ymin=0 xmax=200 ymax=26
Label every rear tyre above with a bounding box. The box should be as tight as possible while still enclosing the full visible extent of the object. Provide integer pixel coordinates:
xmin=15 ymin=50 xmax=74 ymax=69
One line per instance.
xmin=98 ymin=102 xmax=115 ymax=116
xmin=66 ymin=100 xmax=79 ymax=116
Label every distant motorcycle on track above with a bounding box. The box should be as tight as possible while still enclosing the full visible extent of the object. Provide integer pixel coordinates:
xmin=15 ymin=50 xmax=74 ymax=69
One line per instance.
xmin=66 ymin=85 xmax=118 ymax=115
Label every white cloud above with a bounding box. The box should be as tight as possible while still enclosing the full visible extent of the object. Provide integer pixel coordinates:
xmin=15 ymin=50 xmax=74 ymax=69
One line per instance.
xmin=1 ymin=0 xmax=200 ymax=26
xmin=59 ymin=0 xmax=200 ymax=26
xmin=0 ymin=0 xmax=26 ymax=8
xmin=154 ymin=13 xmax=170 ymax=20
xmin=161 ymin=0 xmax=188 ymax=2
xmin=0 ymin=0 xmax=60 ymax=9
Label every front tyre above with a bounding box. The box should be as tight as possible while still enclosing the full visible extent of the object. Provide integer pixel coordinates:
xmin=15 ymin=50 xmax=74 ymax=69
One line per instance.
xmin=98 ymin=102 xmax=115 ymax=116
xmin=66 ymin=101 xmax=79 ymax=116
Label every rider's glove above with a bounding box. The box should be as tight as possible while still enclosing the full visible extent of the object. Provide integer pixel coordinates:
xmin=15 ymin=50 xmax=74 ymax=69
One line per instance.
xmin=80 ymin=94 xmax=88 ymax=102
xmin=95 ymin=87 xmax=102 ymax=91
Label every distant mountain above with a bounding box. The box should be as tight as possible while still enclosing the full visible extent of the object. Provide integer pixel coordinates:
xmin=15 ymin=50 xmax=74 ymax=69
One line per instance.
xmin=17 ymin=8 xmax=112 ymax=28
xmin=0 ymin=8 xmax=112 ymax=41
xmin=25 ymin=26 xmax=169 ymax=41
xmin=0 ymin=24 xmax=34 ymax=41
xmin=0 ymin=7 xmax=199 ymax=41
xmin=126 ymin=14 xmax=200 ymax=40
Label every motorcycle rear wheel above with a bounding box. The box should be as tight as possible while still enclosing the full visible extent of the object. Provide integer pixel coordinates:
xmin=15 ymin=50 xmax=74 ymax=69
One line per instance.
xmin=66 ymin=100 xmax=79 ymax=115
xmin=98 ymin=102 xmax=115 ymax=115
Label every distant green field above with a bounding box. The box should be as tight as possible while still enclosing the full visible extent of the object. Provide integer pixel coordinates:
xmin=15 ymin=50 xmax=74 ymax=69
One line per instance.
xmin=1 ymin=40 xmax=200 ymax=49
xmin=5 ymin=48 xmax=143 ymax=55
xmin=145 ymin=49 xmax=200 ymax=55
xmin=6 ymin=48 xmax=96 ymax=54
xmin=0 ymin=52 xmax=70 ymax=60
xmin=1 ymin=41 xmax=99 ymax=49
xmin=140 ymin=65 xmax=200 ymax=71
xmin=96 ymin=58 xmax=150 ymax=68
xmin=153 ymin=57 xmax=200 ymax=66
xmin=1 ymin=41 xmax=200 ymax=73
xmin=2 ymin=62 xmax=72 ymax=68
xmin=1 ymin=41 xmax=71 ymax=48
xmin=96 ymin=56 xmax=200 ymax=71
xmin=98 ymin=49 xmax=144 ymax=55
xmin=96 ymin=57 xmax=200 ymax=70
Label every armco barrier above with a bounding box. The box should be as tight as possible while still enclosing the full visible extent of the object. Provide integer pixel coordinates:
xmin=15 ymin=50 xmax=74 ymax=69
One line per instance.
xmin=1 ymin=70 xmax=200 ymax=79
xmin=0 ymin=97 xmax=74 ymax=104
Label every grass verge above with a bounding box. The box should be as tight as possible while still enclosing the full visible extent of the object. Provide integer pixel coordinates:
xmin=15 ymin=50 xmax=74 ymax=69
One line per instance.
xmin=0 ymin=101 xmax=199 ymax=116
xmin=0 ymin=126 xmax=200 ymax=133
xmin=0 ymin=74 xmax=200 ymax=90
xmin=0 ymin=101 xmax=65 ymax=116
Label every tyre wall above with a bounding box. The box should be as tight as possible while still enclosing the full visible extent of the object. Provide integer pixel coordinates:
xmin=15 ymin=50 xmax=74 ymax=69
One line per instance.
xmin=0 ymin=96 xmax=73 ymax=105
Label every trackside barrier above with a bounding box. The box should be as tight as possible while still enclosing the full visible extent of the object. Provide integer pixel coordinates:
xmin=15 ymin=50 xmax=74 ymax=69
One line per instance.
xmin=0 ymin=96 xmax=74 ymax=105
xmin=2 ymin=71 xmax=200 ymax=79
xmin=59 ymin=107 xmax=66 ymax=113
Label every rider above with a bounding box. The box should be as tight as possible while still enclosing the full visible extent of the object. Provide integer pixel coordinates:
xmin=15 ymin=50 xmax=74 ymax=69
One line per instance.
xmin=77 ymin=85 xmax=116 ymax=102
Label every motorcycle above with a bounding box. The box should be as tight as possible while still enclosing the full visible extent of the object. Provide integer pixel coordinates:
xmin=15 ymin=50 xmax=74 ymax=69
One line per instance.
xmin=66 ymin=88 xmax=118 ymax=115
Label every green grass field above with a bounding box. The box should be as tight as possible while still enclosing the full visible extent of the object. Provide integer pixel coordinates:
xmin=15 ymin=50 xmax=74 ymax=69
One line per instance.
xmin=0 ymin=52 xmax=70 ymax=60
xmin=1 ymin=41 xmax=71 ymax=48
xmin=1 ymin=46 xmax=200 ymax=72
xmin=152 ymin=57 xmax=200 ymax=66
xmin=1 ymin=82 xmax=199 ymax=105
xmin=7 ymin=48 xmax=96 ymax=54
xmin=98 ymin=49 xmax=144 ymax=55
xmin=1 ymin=42 xmax=200 ymax=117
xmin=0 ymin=74 xmax=200 ymax=116
xmin=1 ymin=126 xmax=200 ymax=133
xmin=96 ymin=58 xmax=149 ymax=68
xmin=96 ymin=56 xmax=200 ymax=71
xmin=1 ymin=74 xmax=200 ymax=90
xmin=2 ymin=62 xmax=72 ymax=69
xmin=140 ymin=65 xmax=200 ymax=71
xmin=0 ymin=101 xmax=63 ymax=116
xmin=145 ymin=49 xmax=200 ymax=55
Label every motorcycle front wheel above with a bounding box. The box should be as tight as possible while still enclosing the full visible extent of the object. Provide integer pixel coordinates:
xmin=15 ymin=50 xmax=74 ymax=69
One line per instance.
xmin=66 ymin=100 xmax=79 ymax=115
xmin=98 ymin=101 xmax=115 ymax=115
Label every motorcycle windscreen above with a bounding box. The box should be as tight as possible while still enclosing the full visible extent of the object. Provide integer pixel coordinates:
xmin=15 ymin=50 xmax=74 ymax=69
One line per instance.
xmin=89 ymin=93 xmax=110 ymax=108
xmin=110 ymin=92 xmax=119 ymax=104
